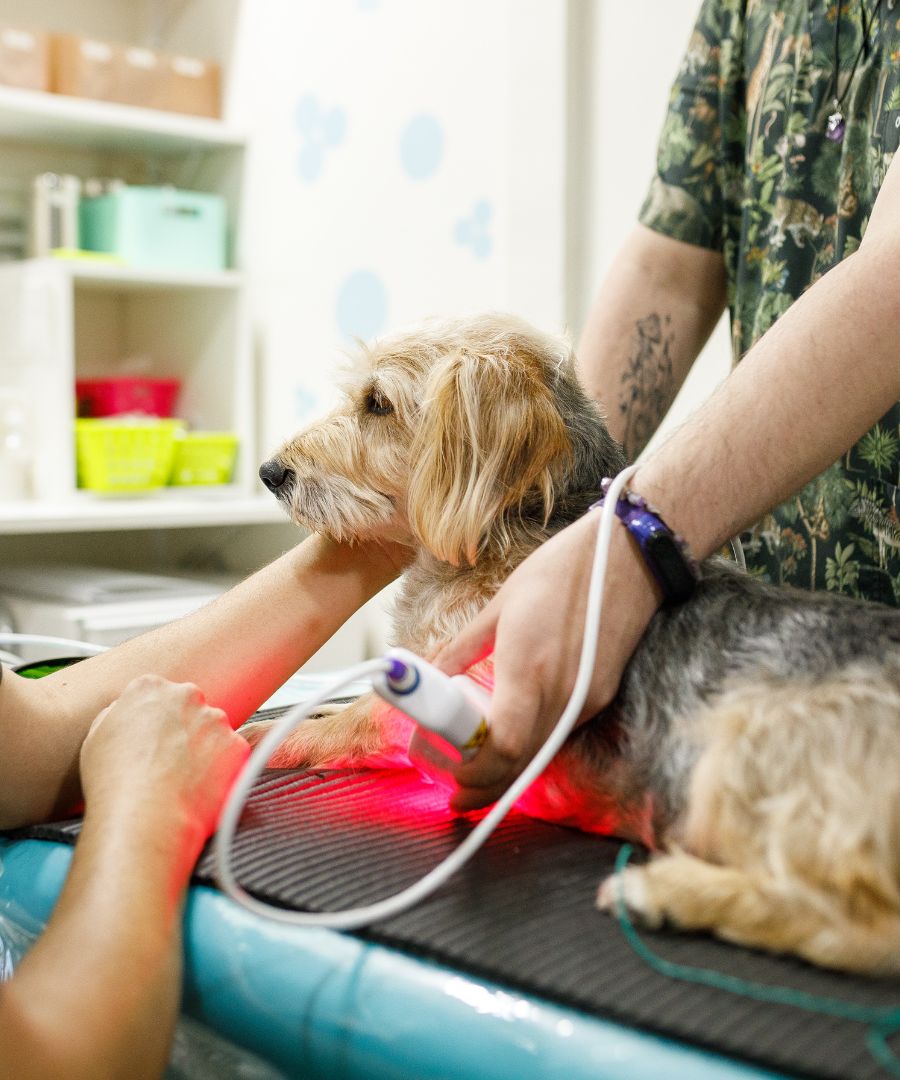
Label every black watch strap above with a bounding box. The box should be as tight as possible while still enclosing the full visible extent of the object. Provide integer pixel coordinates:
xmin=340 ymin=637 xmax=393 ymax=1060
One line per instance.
xmin=592 ymin=482 xmax=700 ymax=605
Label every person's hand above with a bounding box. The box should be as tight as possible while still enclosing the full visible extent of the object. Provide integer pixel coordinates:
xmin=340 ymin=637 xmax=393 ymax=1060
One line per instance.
xmin=80 ymin=675 xmax=250 ymax=860
xmin=433 ymin=511 xmax=663 ymax=811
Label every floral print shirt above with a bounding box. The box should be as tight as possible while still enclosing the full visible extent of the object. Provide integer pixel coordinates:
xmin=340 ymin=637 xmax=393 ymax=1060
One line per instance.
xmin=640 ymin=0 xmax=900 ymax=603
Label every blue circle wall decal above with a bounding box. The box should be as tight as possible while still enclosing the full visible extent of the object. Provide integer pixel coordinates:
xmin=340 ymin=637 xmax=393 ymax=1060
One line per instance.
xmin=455 ymin=200 xmax=494 ymax=260
xmin=322 ymin=107 xmax=347 ymax=147
xmin=472 ymin=199 xmax=491 ymax=226
xmin=296 ymin=95 xmax=319 ymax=134
xmin=298 ymin=143 xmax=324 ymax=181
xmin=295 ymin=95 xmax=347 ymax=183
xmin=399 ymin=115 xmax=444 ymax=179
xmin=337 ymin=270 xmax=388 ymax=340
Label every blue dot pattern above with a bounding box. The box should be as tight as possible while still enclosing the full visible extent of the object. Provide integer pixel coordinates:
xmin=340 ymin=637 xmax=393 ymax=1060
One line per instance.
xmin=336 ymin=271 xmax=388 ymax=340
xmin=455 ymin=200 xmax=493 ymax=259
xmin=296 ymin=95 xmax=347 ymax=182
xmin=399 ymin=115 xmax=444 ymax=180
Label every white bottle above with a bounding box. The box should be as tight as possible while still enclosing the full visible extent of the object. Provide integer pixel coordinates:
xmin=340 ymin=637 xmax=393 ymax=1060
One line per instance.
xmin=0 ymin=389 xmax=32 ymax=501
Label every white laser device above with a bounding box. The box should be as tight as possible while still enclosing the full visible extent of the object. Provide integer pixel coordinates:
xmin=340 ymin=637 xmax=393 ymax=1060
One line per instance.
xmin=214 ymin=464 xmax=639 ymax=930
xmin=371 ymin=646 xmax=490 ymax=760
xmin=2 ymin=467 xmax=642 ymax=934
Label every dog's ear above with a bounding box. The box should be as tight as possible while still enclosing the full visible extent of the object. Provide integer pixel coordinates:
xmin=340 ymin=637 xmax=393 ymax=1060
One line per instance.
xmin=407 ymin=347 xmax=572 ymax=565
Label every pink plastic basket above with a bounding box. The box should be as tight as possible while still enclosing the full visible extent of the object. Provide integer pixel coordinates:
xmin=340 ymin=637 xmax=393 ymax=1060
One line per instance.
xmin=76 ymin=377 xmax=181 ymax=418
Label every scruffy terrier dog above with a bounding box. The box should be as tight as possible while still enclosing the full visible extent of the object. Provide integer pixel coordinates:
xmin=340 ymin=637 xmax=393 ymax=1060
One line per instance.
xmin=254 ymin=313 xmax=900 ymax=975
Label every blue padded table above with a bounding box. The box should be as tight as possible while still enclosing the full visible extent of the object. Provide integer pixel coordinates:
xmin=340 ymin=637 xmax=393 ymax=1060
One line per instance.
xmin=0 ymin=834 xmax=782 ymax=1080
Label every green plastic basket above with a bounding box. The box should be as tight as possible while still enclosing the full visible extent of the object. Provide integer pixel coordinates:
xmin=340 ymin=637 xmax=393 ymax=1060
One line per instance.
xmin=75 ymin=418 xmax=184 ymax=492
xmin=168 ymin=432 xmax=238 ymax=486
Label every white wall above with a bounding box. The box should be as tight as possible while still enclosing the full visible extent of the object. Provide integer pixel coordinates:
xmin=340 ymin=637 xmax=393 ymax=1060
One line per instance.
xmin=233 ymin=0 xmax=731 ymax=465
xmin=229 ymin=0 xmax=567 ymax=462
xmin=227 ymin=0 xmax=570 ymax=655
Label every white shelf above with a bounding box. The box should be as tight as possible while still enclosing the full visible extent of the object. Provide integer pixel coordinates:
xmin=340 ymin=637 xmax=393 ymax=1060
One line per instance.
xmin=0 ymin=7 xmax=263 ymax=547
xmin=0 ymin=84 xmax=247 ymax=153
xmin=0 ymin=492 xmax=286 ymax=534
xmin=57 ymin=259 xmax=244 ymax=292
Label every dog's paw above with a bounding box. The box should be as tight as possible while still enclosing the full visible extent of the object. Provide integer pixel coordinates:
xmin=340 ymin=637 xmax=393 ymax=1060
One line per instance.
xmin=241 ymin=717 xmax=273 ymax=750
xmin=596 ymin=866 xmax=663 ymax=929
xmin=241 ymin=717 xmax=336 ymax=769
xmin=241 ymin=699 xmax=407 ymax=771
xmin=302 ymin=702 xmax=347 ymax=719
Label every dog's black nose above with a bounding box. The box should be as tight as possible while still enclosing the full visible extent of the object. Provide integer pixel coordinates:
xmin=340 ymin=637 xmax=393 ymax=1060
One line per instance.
xmin=259 ymin=459 xmax=293 ymax=494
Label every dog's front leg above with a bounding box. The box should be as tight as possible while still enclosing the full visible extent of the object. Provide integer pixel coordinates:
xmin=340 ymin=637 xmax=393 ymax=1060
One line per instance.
xmin=596 ymin=850 xmax=900 ymax=975
xmin=242 ymin=691 xmax=414 ymax=770
xmin=595 ymin=850 xmax=754 ymax=932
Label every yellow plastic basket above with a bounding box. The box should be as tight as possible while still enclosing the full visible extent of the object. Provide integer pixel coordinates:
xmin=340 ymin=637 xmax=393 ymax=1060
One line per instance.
xmin=168 ymin=432 xmax=238 ymax=486
xmin=75 ymin=419 xmax=184 ymax=492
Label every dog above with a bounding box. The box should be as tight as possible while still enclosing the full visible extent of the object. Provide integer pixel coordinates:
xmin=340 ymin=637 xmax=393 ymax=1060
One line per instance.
xmin=253 ymin=312 xmax=900 ymax=975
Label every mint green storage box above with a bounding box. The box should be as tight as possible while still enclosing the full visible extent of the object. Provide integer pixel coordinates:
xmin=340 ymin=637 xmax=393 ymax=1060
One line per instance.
xmin=79 ymin=186 xmax=227 ymax=271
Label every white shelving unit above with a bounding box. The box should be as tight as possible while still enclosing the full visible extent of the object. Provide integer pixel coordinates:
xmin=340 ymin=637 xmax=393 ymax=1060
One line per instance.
xmin=0 ymin=1 xmax=375 ymax=676
xmin=0 ymin=254 xmax=269 ymax=515
xmin=65 ymin=260 xmax=245 ymax=292
xmin=0 ymin=7 xmax=280 ymax=535
xmin=0 ymin=492 xmax=284 ymax=535
xmin=0 ymin=83 xmax=247 ymax=152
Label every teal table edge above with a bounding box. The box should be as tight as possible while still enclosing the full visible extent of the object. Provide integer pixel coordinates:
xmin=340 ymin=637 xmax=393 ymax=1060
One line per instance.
xmin=0 ymin=837 xmax=786 ymax=1080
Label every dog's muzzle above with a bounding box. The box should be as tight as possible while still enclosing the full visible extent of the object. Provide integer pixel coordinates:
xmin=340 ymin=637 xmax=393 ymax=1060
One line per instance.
xmin=259 ymin=458 xmax=295 ymax=497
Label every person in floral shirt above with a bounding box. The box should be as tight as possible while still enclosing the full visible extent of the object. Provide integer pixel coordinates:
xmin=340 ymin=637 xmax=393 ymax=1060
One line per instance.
xmin=581 ymin=0 xmax=900 ymax=603
xmin=438 ymin=2 xmax=900 ymax=811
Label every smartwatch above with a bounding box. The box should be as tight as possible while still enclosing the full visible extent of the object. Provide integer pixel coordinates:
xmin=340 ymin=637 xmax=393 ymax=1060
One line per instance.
xmin=592 ymin=483 xmax=700 ymax=605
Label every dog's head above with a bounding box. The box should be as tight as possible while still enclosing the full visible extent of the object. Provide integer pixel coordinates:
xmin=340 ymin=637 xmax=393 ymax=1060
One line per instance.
xmin=260 ymin=313 xmax=624 ymax=566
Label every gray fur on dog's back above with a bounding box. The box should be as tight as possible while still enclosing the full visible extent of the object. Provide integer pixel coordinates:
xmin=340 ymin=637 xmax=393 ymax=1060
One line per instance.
xmin=257 ymin=312 xmax=900 ymax=973
xmin=594 ymin=560 xmax=900 ymax=837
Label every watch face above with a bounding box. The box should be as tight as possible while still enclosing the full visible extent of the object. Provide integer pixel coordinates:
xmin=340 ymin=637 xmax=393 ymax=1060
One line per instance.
xmin=647 ymin=532 xmax=695 ymax=599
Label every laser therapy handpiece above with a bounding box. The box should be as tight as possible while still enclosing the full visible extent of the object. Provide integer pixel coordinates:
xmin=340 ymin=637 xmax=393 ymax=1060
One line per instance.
xmin=371 ymin=647 xmax=490 ymax=760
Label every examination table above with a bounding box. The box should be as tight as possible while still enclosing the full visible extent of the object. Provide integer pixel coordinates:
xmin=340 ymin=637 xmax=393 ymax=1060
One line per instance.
xmin=2 ymin=705 xmax=898 ymax=1080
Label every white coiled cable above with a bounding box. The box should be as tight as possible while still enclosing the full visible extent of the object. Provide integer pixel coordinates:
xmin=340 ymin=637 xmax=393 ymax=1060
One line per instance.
xmin=213 ymin=463 xmax=639 ymax=929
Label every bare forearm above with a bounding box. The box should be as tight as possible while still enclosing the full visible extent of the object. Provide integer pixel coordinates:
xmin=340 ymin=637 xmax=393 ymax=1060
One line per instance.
xmin=633 ymin=149 xmax=900 ymax=555
xmin=49 ymin=533 xmax=396 ymax=720
xmin=577 ymin=224 xmax=726 ymax=460
xmin=0 ymin=814 xmax=189 ymax=1079
xmin=634 ymin=241 xmax=900 ymax=558
xmin=0 ymin=533 xmax=401 ymax=825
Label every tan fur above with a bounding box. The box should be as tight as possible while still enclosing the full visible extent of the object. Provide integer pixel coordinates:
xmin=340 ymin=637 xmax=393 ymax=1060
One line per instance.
xmin=252 ymin=313 xmax=900 ymax=974
xmin=599 ymin=667 xmax=900 ymax=974
xmin=255 ymin=314 xmax=581 ymax=768
xmin=408 ymin=345 xmax=572 ymax=566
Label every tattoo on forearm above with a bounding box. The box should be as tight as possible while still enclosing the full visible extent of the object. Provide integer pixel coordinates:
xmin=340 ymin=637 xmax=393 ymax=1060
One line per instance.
xmin=619 ymin=313 xmax=676 ymax=461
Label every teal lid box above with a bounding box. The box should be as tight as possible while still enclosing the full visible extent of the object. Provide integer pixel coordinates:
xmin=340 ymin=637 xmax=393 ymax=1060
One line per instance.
xmin=79 ymin=185 xmax=227 ymax=272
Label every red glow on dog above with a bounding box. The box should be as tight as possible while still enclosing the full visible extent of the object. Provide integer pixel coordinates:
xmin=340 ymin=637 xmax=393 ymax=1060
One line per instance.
xmin=249 ymin=766 xmax=488 ymax=848
xmin=464 ymin=656 xmax=495 ymax=696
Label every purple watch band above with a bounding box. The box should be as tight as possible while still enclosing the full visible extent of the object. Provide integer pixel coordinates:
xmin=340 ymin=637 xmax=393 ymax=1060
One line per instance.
xmin=591 ymin=479 xmax=700 ymax=604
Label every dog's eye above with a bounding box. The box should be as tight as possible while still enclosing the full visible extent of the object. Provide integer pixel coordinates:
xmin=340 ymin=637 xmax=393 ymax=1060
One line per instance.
xmin=365 ymin=389 xmax=394 ymax=416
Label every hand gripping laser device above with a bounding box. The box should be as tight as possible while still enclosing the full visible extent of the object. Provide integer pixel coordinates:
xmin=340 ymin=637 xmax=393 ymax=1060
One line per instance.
xmin=213 ymin=464 xmax=639 ymax=929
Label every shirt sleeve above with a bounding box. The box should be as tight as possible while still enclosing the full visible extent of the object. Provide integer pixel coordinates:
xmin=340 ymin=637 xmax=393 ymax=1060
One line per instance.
xmin=638 ymin=0 xmax=730 ymax=252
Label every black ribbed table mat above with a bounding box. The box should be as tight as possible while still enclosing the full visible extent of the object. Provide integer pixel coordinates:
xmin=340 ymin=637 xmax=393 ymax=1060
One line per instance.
xmin=14 ymin=731 xmax=900 ymax=1080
